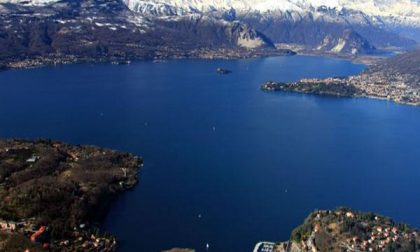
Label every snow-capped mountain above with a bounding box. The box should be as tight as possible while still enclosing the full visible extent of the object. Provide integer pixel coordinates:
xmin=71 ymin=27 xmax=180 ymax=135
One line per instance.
xmin=0 ymin=0 xmax=418 ymax=63
xmin=6 ymin=0 xmax=419 ymax=27
xmin=121 ymin=0 xmax=419 ymax=52
xmin=123 ymin=0 xmax=420 ymax=27
xmin=0 ymin=0 xmax=278 ymax=65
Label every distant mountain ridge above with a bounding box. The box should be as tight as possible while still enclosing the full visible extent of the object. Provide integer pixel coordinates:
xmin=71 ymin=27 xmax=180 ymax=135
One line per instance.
xmin=123 ymin=0 xmax=420 ymax=29
xmin=0 ymin=0 xmax=282 ymax=68
xmin=122 ymin=0 xmax=419 ymax=54
xmin=0 ymin=0 xmax=419 ymax=67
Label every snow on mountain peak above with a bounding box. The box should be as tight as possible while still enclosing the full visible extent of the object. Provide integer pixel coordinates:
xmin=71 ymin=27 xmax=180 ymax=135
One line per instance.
xmin=1 ymin=0 xmax=419 ymax=27
xmin=124 ymin=0 xmax=420 ymax=26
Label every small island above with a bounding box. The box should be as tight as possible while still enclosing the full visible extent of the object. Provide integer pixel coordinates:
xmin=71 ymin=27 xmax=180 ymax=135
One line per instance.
xmin=216 ymin=68 xmax=232 ymax=74
xmin=0 ymin=139 xmax=141 ymax=251
xmin=254 ymin=208 xmax=420 ymax=252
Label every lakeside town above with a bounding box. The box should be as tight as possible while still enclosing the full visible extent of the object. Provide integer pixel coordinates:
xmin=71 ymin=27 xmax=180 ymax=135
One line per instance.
xmin=262 ymin=74 xmax=420 ymax=106
xmin=0 ymin=47 xmax=295 ymax=71
xmin=261 ymin=48 xmax=420 ymax=106
xmin=0 ymin=218 xmax=118 ymax=251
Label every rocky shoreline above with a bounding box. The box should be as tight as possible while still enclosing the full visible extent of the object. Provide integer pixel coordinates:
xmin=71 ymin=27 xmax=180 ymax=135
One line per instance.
xmin=0 ymin=139 xmax=142 ymax=251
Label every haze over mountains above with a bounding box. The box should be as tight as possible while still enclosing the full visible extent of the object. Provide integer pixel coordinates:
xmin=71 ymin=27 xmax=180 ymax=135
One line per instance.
xmin=0 ymin=0 xmax=419 ymax=64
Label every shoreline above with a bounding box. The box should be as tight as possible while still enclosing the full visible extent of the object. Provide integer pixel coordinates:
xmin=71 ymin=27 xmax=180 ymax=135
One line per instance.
xmin=261 ymin=79 xmax=420 ymax=107
xmin=0 ymin=48 xmax=391 ymax=72
xmin=296 ymin=51 xmax=388 ymax=66
xmin=0 ymin=48 xmax=296 ymax=72
xmin=274 ymin=43 xmax=400 ymax=65
xmin=264 ymin=88 xmax=420 ymax=107
xmin=3 ymin=49 xmax=415 ymax=108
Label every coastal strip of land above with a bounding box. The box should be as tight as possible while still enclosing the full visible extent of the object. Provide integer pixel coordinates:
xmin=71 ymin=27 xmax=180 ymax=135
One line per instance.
xmin=0 ymin=48 xmax=295 ymax=71
xmin=261 ymin=76 xmax=420 ymax=106
xmin=0 ymin=139 xmax=141 ymax=251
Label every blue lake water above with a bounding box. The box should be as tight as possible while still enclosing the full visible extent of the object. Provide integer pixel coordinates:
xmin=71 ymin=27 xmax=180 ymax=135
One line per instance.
xmin=0 ymin=55 xmax=419 ymax=252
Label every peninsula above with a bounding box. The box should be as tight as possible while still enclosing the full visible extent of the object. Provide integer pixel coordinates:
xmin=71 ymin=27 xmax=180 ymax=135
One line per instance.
xmin=262 ymin=49 xmax=420 ymax=106
xmin=0 ymin=139 xmax=141 ymax=251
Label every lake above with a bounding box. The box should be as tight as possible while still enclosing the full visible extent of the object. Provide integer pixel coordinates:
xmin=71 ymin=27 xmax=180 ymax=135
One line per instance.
xmin=0 ymin=55 xmax=419 ymax=252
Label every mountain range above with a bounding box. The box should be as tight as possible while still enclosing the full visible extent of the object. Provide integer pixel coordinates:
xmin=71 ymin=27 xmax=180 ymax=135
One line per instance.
xmin=124 ymin=0 xmax=420 ymax=51
xmin=0 ymin=0 xmax=419 ymax=66
xmin=0 ymin=0 xmax=283 ymax=66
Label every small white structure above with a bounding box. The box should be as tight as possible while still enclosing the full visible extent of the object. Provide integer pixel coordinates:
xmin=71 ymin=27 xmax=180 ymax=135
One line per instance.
xmin=26 ymin=155 xmax=39 ymax=163
xmin=253 ymin=241 xmax=276 ymax=252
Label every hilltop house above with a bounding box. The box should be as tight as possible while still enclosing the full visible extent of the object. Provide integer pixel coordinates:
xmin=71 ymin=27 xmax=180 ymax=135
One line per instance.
xmin=0 ymin=220 xmax=17 ymax=231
